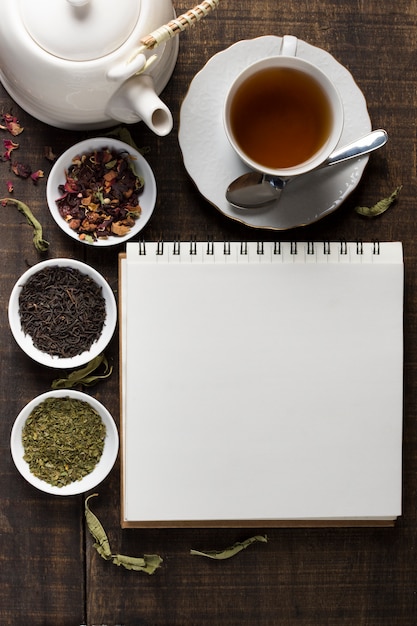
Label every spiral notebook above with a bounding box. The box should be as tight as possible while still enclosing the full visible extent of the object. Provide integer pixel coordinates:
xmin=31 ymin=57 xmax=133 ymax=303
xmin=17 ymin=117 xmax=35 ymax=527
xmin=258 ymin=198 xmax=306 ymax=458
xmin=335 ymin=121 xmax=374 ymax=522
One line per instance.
xmin=119 ymin=241 xmax=404 ymax=528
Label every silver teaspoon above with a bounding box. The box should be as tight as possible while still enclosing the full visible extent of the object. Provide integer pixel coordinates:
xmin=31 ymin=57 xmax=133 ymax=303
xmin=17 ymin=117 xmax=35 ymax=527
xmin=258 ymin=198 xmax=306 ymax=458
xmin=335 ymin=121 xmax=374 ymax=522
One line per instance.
xmin=225 ymin=129 xmax=388 ymax=209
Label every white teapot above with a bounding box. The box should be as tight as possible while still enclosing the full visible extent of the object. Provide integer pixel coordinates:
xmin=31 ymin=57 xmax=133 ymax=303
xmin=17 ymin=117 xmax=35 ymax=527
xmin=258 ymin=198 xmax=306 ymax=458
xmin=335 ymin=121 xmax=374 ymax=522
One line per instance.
xmin=0 ymin=0 xmax=180 ymax=135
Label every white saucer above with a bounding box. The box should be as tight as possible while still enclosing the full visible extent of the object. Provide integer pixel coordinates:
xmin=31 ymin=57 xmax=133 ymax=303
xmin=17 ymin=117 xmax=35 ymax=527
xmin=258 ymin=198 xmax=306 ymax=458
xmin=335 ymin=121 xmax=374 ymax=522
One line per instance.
xmin=178 ymin=36 xmax=372 ymax=230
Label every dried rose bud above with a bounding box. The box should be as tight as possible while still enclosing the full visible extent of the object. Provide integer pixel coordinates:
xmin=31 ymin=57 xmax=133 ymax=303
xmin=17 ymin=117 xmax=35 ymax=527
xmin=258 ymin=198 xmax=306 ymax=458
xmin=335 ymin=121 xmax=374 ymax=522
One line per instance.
xmin=6 ymin=180 xmax=13 ymax=193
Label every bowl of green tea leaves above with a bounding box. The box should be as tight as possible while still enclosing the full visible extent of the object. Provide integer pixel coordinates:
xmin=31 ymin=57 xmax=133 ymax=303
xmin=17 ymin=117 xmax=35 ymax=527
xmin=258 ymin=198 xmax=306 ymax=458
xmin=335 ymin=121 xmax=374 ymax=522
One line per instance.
xmin=10 ymin=389 xmax=119 ymax=495
xmin=46 ymin=137 xmax=157 ymax=246
xmin=8 ymin=258 xmax=117 ymax=368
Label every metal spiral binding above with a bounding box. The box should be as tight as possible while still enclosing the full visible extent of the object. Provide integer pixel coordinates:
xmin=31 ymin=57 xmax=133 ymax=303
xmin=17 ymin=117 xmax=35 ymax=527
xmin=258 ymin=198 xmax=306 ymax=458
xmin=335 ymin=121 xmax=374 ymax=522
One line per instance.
xmin=135 ymin=239 xmax=381 ymax=256
xmin=190 ymin=237 xmax=197 ymax=255
xmin=307 ymin=241 xmax=315 ymax=255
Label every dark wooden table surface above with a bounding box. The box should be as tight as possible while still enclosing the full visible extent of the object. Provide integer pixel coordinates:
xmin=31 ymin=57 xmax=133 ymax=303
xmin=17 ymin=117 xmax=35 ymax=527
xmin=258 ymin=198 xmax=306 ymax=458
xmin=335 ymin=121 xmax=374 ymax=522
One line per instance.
xmin=1 ymin=1 xmax=416 ymax=624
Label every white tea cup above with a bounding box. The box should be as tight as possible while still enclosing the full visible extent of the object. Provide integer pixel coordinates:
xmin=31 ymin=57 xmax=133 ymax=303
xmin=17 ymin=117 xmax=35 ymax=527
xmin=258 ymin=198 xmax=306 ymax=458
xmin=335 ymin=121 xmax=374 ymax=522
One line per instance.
xmin=223 ymin=35 xmax=344 ymax=178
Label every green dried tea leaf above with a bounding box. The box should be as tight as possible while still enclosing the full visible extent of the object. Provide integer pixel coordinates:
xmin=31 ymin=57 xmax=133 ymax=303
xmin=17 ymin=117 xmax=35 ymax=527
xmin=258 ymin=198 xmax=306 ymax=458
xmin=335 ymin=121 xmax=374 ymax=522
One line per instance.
xmin=84 ymin=494 xmax=163 ymax=574
xmin=112 ymin=553 xmax=163 ymax=574
xmin=1 ymin=197 xmax=49 ymax=252
xmin=51 ymin=354 xmax=113 ymax=389
xmin=23 ymin=397 xmax=106 ymax=486
xmin=104 ymin=126 xmax=150 ymax=155
xmin=355 ymin=185 xmax=402 ymax=217
xmin=190 ymin=534 xmax=268 ymax=560
xmin=85 ymin=494 xmax=112 ymax=559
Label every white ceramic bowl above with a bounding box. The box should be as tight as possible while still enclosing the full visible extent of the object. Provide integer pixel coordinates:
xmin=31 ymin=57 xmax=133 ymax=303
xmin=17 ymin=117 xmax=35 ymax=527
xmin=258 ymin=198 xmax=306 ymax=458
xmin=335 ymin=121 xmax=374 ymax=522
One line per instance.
xmin=8 ymin=258 xmax=117 ymax=369
xmin=46 ymin=137 xmax=157 ymax=246
xmin=10 ymin=389 xmax=119 ymax=496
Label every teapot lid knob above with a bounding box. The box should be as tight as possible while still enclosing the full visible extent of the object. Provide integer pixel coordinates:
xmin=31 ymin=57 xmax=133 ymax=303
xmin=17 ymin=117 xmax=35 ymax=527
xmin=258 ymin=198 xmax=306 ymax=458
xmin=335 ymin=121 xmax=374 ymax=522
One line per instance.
xmin=18 ymin=0 xmax=141 ymax=61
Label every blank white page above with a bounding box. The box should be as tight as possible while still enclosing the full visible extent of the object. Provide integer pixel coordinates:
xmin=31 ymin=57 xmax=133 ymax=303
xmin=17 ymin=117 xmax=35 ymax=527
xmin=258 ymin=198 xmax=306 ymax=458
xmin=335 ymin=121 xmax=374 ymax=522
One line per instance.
xmin=121 ymin=241 xmax=403 ymax=526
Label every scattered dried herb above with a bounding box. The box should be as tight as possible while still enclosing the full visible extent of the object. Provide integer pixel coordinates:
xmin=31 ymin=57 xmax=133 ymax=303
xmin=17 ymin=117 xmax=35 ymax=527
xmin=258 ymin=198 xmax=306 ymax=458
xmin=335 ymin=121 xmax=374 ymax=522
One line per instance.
xmin=11 ymin=160 xmax=32 ymax=179
xmin=30 ymin=170 xmax=44 ymax=184
xmin=51 ymin=353 xmax=113 ymax=389
xmin=3 ymin=138 xmax=19 ymax=160
xmin=0 ymin=113 xmax=24 ymax=136
xmin=18 ymin=265 xmax=107 ymax=358
xmin=44 ymin=146 xmax=57 ymax=162
xmin=22 ymin=396 xmax=106 ymax=487
xmin=104 ymin=127 xmax=142 ymax=153
xmin=355 ymin=185 xmax=402 ymax=217
xmin=190 ymin=535 xmax=268 ymax=560
xmin=85 ymin=494 xmax=163 ymax=574
xmin=0 ymin=197 xmax=49 ymax=252
xmin=55 ymin=146 xmax=145 ymax=242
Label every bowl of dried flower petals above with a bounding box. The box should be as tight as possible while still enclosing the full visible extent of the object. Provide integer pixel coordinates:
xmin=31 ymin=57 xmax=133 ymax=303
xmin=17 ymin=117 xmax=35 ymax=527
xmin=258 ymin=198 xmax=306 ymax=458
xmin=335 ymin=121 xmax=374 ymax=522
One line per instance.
xmin=46 ymin=137 xmax=157 ymax=245
xmin=8 ymin=258 xmax=117 ymax=369
xmin=10 ymin=389 xmax=119 ymax=496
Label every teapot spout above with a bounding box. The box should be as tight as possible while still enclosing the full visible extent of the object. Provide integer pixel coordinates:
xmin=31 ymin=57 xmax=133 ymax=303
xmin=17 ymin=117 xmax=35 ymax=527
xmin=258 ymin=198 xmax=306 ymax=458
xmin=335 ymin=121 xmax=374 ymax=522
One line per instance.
xmin=106 ymin=74 xmax=173 ymax=136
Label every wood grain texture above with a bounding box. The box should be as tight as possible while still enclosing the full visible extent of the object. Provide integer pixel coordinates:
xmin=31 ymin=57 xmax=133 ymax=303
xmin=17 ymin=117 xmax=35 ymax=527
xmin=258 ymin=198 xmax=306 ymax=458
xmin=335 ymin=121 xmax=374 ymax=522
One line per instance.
xmin=0 ymin=0 xmax=416 ymax=624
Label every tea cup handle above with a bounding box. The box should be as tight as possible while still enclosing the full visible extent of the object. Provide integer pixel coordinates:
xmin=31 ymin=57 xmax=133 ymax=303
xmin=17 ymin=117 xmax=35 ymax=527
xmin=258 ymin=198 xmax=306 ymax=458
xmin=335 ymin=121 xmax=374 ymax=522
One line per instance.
xmin=279 ymin=35 xmax=298 ymax=56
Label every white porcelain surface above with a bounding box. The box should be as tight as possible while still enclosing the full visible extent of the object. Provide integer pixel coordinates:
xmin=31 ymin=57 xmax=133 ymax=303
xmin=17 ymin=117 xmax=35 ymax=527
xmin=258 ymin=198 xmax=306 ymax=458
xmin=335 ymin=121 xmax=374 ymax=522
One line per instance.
xmin=46 ymin=138 xmax=157 ymax=246
xmin=8 ymin=258 xmax=117 ymax=369
xmin=10 ymin=390 xmax=119 ymax=496
xmin=0 ymin=0 xmax=178 ymax=131
xmin=178 ymin=36 xmax=372 ymax=230
xmin=21 ymin=0 xmax=141 ymax=61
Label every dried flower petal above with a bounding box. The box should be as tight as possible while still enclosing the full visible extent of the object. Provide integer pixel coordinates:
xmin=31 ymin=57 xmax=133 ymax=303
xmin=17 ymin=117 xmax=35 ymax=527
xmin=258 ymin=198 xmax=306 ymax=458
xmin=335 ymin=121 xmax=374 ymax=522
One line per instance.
xmin=30 ymin=169 xmax=44 ymax=184
xmin=3 ymin=138 xmax=19 ymax=160
xmin=44 ymin=146 xmax=56 ymax=161
xmin=1 ymin=113 xmax=24 ymax=136
xmin=11 ymin=161 xmax=32 ymax=179
xmin=6 ymin=180 xmax=13 ymax=193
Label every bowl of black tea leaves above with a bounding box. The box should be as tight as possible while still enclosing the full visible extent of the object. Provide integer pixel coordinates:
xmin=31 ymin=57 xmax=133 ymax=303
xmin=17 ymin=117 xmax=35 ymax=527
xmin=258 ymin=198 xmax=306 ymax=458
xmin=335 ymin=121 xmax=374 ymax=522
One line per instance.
xmin=46 ymin=137 xmax=157 ymax=246
xmin=8 ymin=258 xmax=117 ymax=368
xmin=10 ymin=389 xmax=119 ymax=495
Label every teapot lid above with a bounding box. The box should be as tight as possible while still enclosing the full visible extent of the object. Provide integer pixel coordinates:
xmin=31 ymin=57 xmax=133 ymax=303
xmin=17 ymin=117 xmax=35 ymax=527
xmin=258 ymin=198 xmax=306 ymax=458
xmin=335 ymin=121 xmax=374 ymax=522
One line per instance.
xmin=19 ymin=0 xmax=141 ymax=61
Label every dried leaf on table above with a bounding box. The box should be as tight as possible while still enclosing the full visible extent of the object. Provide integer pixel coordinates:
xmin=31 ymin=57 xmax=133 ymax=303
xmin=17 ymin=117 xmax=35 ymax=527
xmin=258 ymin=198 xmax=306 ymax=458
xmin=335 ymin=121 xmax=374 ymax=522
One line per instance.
xmin=85 ymin=494 xmax=163 ymax=574
xmin=112 ymin=553 xmax=163 ymax=574
xmin=190 ymin=534 xmax=268 ymax=560
xmin=0 ymin=197 xmax=49 ymax=252
xmin=104 ymin=126 xmax=150 ymax=155
xmin=355 ymin=185 xmax=402 ymax=217
xmin=85 ymin=494 xmax=112 ymax=559
xmin=51 ymin=353 xmax=113 ymax=389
